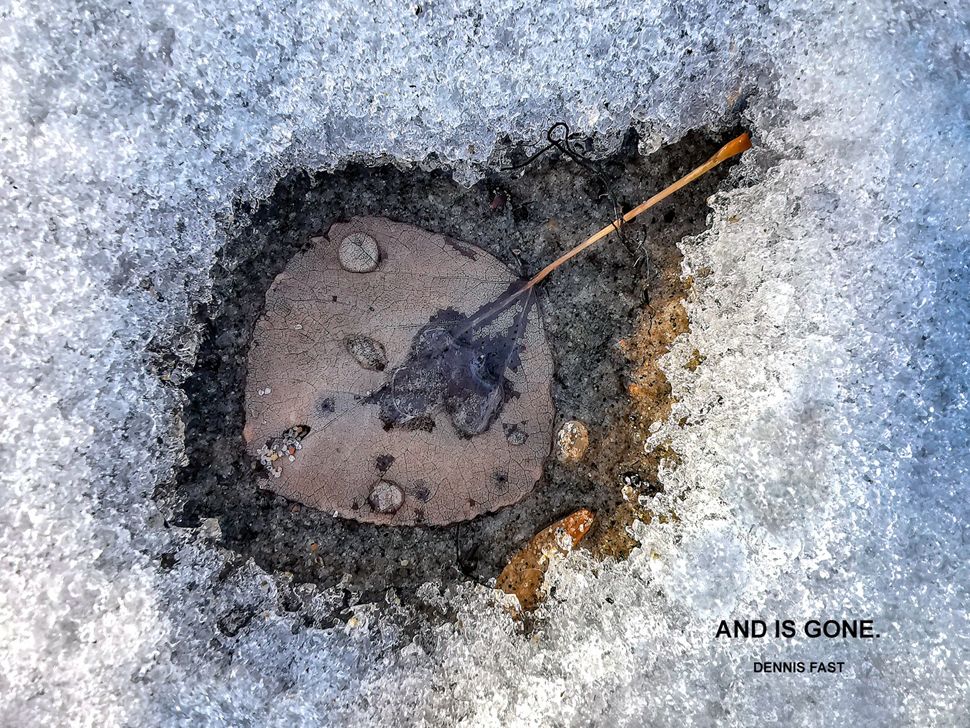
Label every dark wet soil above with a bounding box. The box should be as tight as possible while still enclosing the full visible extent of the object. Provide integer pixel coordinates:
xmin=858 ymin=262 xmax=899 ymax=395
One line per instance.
xmin=160 ymin=126 xmax=741 ymax=626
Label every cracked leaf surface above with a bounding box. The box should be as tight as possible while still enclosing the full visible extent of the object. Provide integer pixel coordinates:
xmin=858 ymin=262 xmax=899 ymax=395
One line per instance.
xmin=245 ymin=216 xmax=554 ymax=525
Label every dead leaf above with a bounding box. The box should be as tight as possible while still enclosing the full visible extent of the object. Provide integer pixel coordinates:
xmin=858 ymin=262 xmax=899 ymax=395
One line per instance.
xmin=245 ymin=216 xmax=555 ymax=525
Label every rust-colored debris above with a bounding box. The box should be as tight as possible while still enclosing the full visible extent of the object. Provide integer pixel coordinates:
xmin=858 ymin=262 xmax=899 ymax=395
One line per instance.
xmin=584 ymin=265 xmax=691 ymax=560
xmin=496 ymin=508 xmax=596 ymax=612
xmin=565 ymin=136 xmax=753 ymax=559
xmin=244 ymin=217 xmax=555 ymax=525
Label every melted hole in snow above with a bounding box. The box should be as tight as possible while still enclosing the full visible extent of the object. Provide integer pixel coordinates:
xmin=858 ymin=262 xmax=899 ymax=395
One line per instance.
xmin=165 ymin=127 xmax=741 ymax=626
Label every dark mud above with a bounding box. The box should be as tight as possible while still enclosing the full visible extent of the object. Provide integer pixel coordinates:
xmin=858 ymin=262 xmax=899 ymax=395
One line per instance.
xmin=161 ymin=127 xmax=741 ymax=626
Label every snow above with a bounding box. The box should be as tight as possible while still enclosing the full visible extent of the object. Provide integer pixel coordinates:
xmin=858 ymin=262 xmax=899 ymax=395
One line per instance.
xmin=1 ymin=0 xmax=968 ymax=725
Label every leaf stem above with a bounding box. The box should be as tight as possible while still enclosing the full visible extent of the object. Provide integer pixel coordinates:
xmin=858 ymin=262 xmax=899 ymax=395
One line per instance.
xmin=463 ymin=133 xmax=752 ymax=329
xmin=523 ymin=132 xmax=752 ymax=290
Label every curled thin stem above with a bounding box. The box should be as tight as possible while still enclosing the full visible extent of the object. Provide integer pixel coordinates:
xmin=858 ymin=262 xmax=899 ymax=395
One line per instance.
xmin=524 ymin=132 xmax=752 ymax=290
xmin=463 ymin=132 xmax=752 ymax=330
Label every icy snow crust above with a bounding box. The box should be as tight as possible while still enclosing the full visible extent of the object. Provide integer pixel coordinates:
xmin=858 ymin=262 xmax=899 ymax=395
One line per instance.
xmin=1 ymin=1 xmax=968 ymax=725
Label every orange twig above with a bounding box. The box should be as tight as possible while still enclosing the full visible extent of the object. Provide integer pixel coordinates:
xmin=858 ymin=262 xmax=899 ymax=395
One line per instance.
xmin=524 ymin=132 xmax=752 ymax=290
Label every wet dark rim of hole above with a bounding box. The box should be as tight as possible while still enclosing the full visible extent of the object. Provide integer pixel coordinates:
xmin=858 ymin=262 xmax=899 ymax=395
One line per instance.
xmin=160 ymin=126 xmax=744 ymax=629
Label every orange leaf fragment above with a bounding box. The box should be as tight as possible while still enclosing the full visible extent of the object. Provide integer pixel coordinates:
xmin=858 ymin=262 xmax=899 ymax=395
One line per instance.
xmin=496 ymin=508 xmax=596 ymax=612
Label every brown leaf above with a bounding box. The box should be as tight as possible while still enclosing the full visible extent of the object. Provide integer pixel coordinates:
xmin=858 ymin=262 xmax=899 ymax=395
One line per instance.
xmin=496 ymin=508 xmax=596 ymax=612
xmin=244 ymin=217 xmax=555 ymax=525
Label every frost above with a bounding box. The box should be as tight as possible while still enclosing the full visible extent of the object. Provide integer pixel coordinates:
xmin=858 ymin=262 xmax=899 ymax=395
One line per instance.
xmin=2 ymin=0 xmax=968 ymax=726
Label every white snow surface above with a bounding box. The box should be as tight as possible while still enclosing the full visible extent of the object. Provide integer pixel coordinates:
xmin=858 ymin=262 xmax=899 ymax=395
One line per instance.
xmin=2 ymin=0 xmax=968 ymax=725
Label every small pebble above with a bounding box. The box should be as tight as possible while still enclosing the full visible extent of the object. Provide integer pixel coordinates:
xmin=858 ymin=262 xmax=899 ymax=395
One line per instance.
xmin=368 ymin=480 xmax=405 ymax=514
xmin=555 ymin=420 xmax=590 ymax=463
xmin=507 ymin=429 xmax=527 ymax=446
xmin=338 ymin=232 xmax=380 ymax=273
xmin=345 ymin=334 xmax=387 ymax=371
